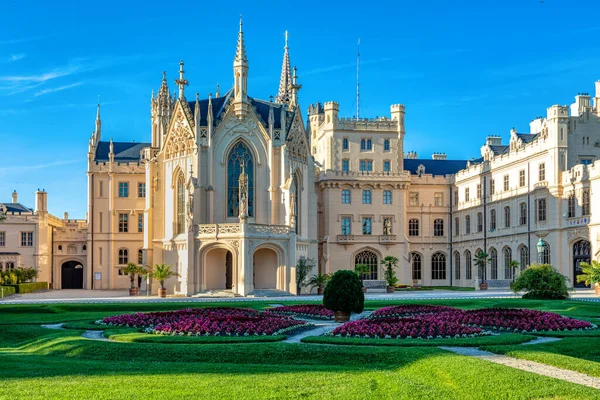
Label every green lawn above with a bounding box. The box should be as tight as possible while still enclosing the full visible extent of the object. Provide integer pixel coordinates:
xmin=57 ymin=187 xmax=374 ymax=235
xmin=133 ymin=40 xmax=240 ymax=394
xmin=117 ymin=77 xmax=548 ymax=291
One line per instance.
xmin=1 ymin=298 xmax=599 ymax=399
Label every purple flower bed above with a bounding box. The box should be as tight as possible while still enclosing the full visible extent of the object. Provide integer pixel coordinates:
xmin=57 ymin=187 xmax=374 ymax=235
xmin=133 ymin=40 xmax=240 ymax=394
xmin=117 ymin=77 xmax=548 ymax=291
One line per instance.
xmin=96 ymin=307 xmax=308 ymax=336
xmin=332 ymin=317 xmax=486 ymax=339
xmin=370 ymin=305 xmax=457 ymax=319
xmin=265 ymin=304 xmax=334 ymax=320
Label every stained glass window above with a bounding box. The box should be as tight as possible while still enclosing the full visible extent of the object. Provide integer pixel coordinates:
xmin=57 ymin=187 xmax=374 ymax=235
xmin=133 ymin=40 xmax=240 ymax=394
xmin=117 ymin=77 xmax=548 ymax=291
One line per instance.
xmin=227 ymin=142 xmax=254 ymax=217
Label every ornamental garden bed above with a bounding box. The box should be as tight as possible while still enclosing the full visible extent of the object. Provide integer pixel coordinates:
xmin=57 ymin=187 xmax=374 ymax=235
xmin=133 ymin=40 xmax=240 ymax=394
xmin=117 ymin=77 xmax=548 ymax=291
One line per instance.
xmin=328 ymin=305 xmax=597 ymax=340
xmin=96 ymin=307 xmax=309 ymax=337
xmin=265 ymin=304 xmax=334 ymax=320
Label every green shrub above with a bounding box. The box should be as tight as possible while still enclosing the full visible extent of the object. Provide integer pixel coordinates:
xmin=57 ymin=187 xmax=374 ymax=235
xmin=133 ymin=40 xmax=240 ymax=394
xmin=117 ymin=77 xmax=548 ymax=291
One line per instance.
xmin=323 ymin=270 xmax=364 ymax=314
xmin=0 ymin=286 xmax=17 ymax=297
xmin=510 ymin=264 xmax=570 ymax=300
xmin=4 ymin=282 xmax=49 ymax=294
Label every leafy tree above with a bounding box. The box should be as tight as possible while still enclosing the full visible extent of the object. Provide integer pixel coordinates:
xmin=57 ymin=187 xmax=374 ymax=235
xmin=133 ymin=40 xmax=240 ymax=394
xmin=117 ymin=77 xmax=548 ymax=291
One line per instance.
xmin=473 ymin=251 xmax=491 ymax=283
xmin=150 ymin=264 xmax=179 ymax=290
xmin=510 ymin=264 xmax=570 ymax=299
xmin=123 ymin=262 xmax=141 ymax=289
xmin=354 ymin=264 xmax=370 ymax=285
xmin=295 ymin=256 xmax=315 ymax=294
xmin=323 ymin=270 xmax=364 ymax=314
xmin=381 ymin=256 xmax=399 ymax=286
xmin=576 ymin=260 xmax=600 ymax=287
xmin=307 ymin=272 xmax=331 ymax=291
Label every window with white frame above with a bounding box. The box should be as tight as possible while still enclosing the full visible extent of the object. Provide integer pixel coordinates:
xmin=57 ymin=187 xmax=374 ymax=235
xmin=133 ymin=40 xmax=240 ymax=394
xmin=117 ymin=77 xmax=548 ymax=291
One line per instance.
xmin=341 ymin=217 xmax=351 ymax=235
xmin=383 ymin=139 xmax=390 ymax=152
xmin=408 ymin=219 xmax=419 ymax=236
xmin=342 ymin=137 xmax=349 ymax=151
xmin=464 ymin=187 xmax=470 ymax=202
xmin=21 ymin=232 xmax=33 ymax=247
xmin=504 ymin=206 xmax=511 ymax=228
xmin=434 ymin=193 xmax=443 ymax=207
xmin=454 ymin=217 xmax=460 ymax=236
xmin=0 ymin=232 xmax=4 ymax=247
xmin=490 ymin=209 xmax=496 ymax=230
xmin=519 ymin=170 xmax=526 ymax=187
xmin=503 ymin=175 xmax=509 ymax=191
xmin=383 ymin=190 xmax=392 ymax=204
xmin=359 ymin=160 xmax=373 ymax=172
xmin=536 ymin=198 xmax=547 ymax=222
xmin=465 ymin=215 xmax=471 ymax=234
xmin=362 ymin=190 xmax=372 ymax=204
xmin=138 ymin=213 xmax=144 ymax=233
xmin=476 ymin=184 xmax=481 ymax=199
xmin=477 ymin=212 xmax=483 ymax=232
xmin=118 ymin=182 xmax=129 ymax=198
xmin=362 ymin=217 xmax=372 ymax=235
xmin=567 ymin=193 xmax=576 ymax=218
xmin=119 ymin=213 xmax=129 ymax=233
xmin=519 ymin=203 xmax=527 ymax=225
xmin=138 ymin=182 xmax=146 ymax=198
xmin=342 ymin=159 xmax=349 ymax=173
xmin=383 ymin=160 xmax=391 ymax=172
xmin=341 ymin=189 xmax=351 ymax=204
xmin=433 ymin=219 xmax=444 ymax=236
xmin=360 ymin=138 xmax=372 ymax=151
xmin=539 ymin=163 xmax=546 ymax=182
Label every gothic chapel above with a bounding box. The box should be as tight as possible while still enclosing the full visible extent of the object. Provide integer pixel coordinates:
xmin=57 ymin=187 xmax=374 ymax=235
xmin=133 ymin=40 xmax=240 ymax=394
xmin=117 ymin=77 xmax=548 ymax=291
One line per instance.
xmin=87 ymin=19 xmax=318 ymax=295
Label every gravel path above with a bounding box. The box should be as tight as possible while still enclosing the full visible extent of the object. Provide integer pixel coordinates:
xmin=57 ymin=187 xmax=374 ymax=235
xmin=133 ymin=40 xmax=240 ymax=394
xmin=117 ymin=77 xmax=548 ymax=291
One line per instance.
xmin=40 ymin=323 xmax=64 ymax=330
xmin=439 ymin=346 xmax=600 ymax=389
xmin=521 ymin=336 xmax=562 ymax=346
xmin=283 ymin=311 xmax=372 ymax=344
xmin=82 ymin=330 xmax=108 ymax=341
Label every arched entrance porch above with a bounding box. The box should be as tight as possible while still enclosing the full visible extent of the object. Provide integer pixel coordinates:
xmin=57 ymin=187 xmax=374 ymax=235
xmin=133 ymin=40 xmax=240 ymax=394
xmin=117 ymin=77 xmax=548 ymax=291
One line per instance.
xmin=204 ymin=248 xmax=234 ymax=290
xmin=253 ymin=246 xmax=282 ymax=290
xmin=61 ymin=261 xmax=84 ymax=289
xmin=573 ymin=239 xmax=591 ymax=288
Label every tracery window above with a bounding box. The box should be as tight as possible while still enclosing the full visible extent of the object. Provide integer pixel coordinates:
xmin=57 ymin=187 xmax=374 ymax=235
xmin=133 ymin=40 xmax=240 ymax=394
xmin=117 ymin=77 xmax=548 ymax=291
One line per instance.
xmin=504 ymin=247 xmax=513 ymax=279
xmin=176 ymin=173 xmax=185 ymax=234
xmin=227 ymin=142 xmax=254 ymax=217
xmin=411 ymin=253 xmax=422 ymax=280
xmin=490 ymin=248 xmax=498 ymax=280
xmin=465 ymin=250 xmax=472 ymax=279
xmin=355 ymin=250 xmax=378 ymax=280
xmin=519 ymin=246 xmax=529 ymax=271
xmin=431 ymin=253 xmax=446 ymax=280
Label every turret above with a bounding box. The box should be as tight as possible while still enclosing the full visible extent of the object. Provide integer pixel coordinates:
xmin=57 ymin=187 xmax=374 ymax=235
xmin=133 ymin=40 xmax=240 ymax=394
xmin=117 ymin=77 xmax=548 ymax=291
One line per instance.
xmin=232 ymin=17 xmax=250 ymax=118
xmin=151 ymin=71 xmax=173 ymax=148
xmin=11 ymin=190 xmax=18 ymax=203
xmin=35 ymin=189 xmax=47 ymax=213
xmin=390 ymin=104 xmax=405 ymax=134
xmin=323 ymin=102 xmax=339 ymax=126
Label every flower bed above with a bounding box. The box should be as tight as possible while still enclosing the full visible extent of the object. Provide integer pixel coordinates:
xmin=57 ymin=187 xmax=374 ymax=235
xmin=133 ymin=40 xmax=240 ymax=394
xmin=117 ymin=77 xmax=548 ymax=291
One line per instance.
xmin=331 ymin=305 xmax=597 ymax=340
xmin=96 ymin=307 xmax=308 ymax=336
xmin=265 ymin=304 xmax=334 ymax=320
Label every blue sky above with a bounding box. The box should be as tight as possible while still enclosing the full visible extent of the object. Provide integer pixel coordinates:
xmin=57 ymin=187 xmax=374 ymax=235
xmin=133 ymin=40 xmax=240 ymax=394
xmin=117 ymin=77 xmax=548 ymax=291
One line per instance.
xmin=1 ymin=0 xmax=599 ymax=217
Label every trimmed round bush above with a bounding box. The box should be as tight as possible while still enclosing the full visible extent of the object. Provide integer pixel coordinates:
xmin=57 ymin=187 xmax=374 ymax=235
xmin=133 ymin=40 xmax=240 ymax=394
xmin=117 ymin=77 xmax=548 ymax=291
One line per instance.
xmin=510 ymin=264 xmax=570 ymax=300
xmin=323 ymin=270 xmax=364 ymax=314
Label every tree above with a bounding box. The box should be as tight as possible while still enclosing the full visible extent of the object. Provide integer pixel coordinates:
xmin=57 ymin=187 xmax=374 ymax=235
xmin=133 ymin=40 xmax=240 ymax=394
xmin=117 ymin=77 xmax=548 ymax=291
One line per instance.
xmin=323 ymin=270 xmax=364 ymax=314
xmin=295 ymin=256 xmax=315 ymax=294
xmin=576 ymin=260 xmax=600 ymax=287
xmin=354 ymin=264 xmax=370 ymax=286
xmin=510 ymin=264 xmax=570 ymax=299
xmin=381 ymin=256 xmax=399 ymax=286
xmin=508 ymin=260 xmax=520 ymax=282
xmin=150 ymin=264 xmax=179 ymax=290
xmin=473 ymin=251 xmax=491 ymax=283
xmin=123 ymin=262 xmax=141 ymax=289
xmin=307 ymin=272 xmax=331 ymax=291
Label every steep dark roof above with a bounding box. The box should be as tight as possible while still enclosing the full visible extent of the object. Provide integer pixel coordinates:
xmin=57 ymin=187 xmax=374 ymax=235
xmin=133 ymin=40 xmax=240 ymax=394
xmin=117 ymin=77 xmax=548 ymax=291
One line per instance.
xmin=186 ymin=91 xmax=231 ymax=126
xmin=489 ymin=145 xmax=510 ymax=156
xmin=0 ymin=203 xmax=32 ymax=213
xmin=94 ymin=142 xmax=150 ymax=162
xmin=404 ymin=159 xmax=469 ymax=176
xmin=516 ymin=133 xmax=539 ymax=144
xmin=249 ymin=98 xmax=285 ymax=129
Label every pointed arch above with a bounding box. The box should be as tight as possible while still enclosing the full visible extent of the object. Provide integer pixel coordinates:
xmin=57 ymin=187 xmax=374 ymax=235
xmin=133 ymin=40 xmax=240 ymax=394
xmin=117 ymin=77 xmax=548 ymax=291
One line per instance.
xmin=175 ymin=170 xmax=186 ymax=234
xmin=227 ymin=141 xmax=255 ymax=217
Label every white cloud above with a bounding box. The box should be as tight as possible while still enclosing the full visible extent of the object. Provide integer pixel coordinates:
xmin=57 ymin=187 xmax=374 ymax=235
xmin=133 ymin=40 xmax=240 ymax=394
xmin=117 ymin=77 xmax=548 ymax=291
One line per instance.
xmin=34 ymin=81 xmax=83 ymax=97
xmin=10 ymin=53 xmax=25 ymax=61
xmin=0 ymin=159 xmax=81 ymax=174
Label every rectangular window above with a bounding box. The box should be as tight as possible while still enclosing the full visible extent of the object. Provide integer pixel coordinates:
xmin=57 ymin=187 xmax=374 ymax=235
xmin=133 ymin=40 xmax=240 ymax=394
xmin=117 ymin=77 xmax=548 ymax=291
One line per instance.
xmin=99 ymin=180 xmax=104 ymax=197
xmin=434 ymin=193 xmax=443 ymax=207
xmin=537 ymin=199 xmax=547 ymax=222
xmin=520 ymin=203 xmax=527 ymax=225
xmin=341 ymin=217 xmax=351 ymax=235
xmin=454 ymin=190 xmax=459 ymax=206
xmin=138 ymin=213 xmax=144 ymax=233
xmin=582 ymin=189 xmax=590 ymax=215
xmin=362 ymin=190 xmax=372 ymax=204
xmin=138 ymin=182 xmax=146 ymax=198
xmin=567 ymin=194 xmax=575 ymax=218
xmin=490 ymin=179 xmax=495 ymax=195
xmin=490 ymin=210 xmax=496 ymax=230
xmin=465 ymin=216 xmax=471 ymax=234
xmin=341 ymin=189 xmax=351 ymax=204
xmin=118 ymin=182 xmax=129 ymax=198
xmin=504 ymin=206 xmax=511 ymax=228
xmin=20 ymin=232 xmax=33 ymax=247
xmin=383 ymin=160 xmax=391 ymax=172
xmin=359 ymin=160 xmax=373 ymax=172
xmin=433 ymin=219 xmax=444 ymax=237
xmin=408 ymin=219 xmax=419 ymax=236
xmin=454 ymin=217 xmax=460 ymax=236
xmin=342 ymin=137 xmax=349 ymax=151
xmin=360 ymin=138 xmax=372 ymax=151
xmin=519 ymin=170 xmax=526 ymax=187
xmin=539 ymin=163 xmax=546 ymax=182
xmin=409 ymin=192 xmax=419 ymax=206
xmin=383 ymin=139 xmax=390 ymax=152
xmin=342 ymin=159 xmax=349 ymax=173
xmin=119 ymin=213 xmax=129 ymax=233
xmin=477 ymin=213 xmax=483 ymax=232
xmin=99 ymin=212 xmax=103 ymax=233
xmin=580 ymin=158 xmax=593 ymax=166
xmin=503 ymin=175 xmax=509 ymax=191
xmin=382 ymin=217 xmax=392 ymax=235
xmin=0 ymin=232 xmax=5 ymax=247
xmin=99 ymin=247 xmax=103 ymax=265
xmin=464 ymin=188 xmax=470 ymax=202
xmin=362 ymin=217 xmax=372 ymax=235
xmin=383 ymin=190 xmax=392 ymax=204
xmin=476 ymin=184 xmax=481 ymax=199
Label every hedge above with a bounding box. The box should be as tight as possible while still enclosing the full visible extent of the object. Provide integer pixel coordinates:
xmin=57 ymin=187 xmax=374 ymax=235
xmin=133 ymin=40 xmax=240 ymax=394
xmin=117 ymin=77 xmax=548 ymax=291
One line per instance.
xmin=3 ymin=282 xmax=49 ymax=294
xmin=0 ymin=286 xmax=17 ymax=297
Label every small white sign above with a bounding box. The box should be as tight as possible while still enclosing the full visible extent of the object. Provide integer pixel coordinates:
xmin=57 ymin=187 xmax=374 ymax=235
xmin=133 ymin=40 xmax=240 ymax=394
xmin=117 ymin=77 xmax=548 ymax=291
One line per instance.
xmin=94 ymin=272 xmax=102 ymax=280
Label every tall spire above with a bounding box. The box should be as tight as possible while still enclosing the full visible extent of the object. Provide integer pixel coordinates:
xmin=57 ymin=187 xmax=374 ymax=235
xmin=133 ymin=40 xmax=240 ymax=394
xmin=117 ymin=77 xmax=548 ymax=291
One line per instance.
xmin=233 ymin=15 xmax=250 ymax=117
xmin=235 ymin=15 xmax=247 ymax=64
xmin=175 ymin=60 xmax=189 ymax=100
xmin=95 ymin=95 xmax=101 ymax=141
xmin=276 ymin=30 xmax=292 ymax=104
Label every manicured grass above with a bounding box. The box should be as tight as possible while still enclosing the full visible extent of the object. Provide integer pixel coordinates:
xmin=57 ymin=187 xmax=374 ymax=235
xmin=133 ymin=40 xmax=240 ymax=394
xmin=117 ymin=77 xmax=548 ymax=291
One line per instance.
xmin=396 ymin=286 xmax=475 ymax=292
xmin=302 ymin=333 xmax=537 ymax=347
xmin=483 ymin=337 xmax=600 ymax=378
xmin=108 ymin=332 xmax=287 ymax=344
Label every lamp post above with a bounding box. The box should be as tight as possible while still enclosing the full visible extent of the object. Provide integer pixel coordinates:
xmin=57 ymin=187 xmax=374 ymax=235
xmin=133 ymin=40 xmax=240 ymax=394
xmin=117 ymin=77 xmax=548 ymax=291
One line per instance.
xmin=536 ymin=238 xmax=548 ymax=264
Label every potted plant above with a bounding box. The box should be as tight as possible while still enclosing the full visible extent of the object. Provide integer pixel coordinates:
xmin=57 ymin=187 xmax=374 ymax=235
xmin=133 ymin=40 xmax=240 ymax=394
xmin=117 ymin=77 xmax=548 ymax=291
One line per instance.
xmin=150 ymin=263 xmax=179 ymax=298
xmin=381 ymin=256 xmax=399 ymax=293
xmin=323 ymin=270 xmax=364 ymax=322
xmin=295 ymin=256 xmax=316 ymax=295
xmin=308 ymin=272 xmax=331 ymax=295
xmin=123 ymin=262 xmax=141 ymax=296
xmin=508 ymin=260 xmax=520 ymax=282
xmin=577 ymin=260 xmax=600 ymax=296
xmin=473 ymin=251 xmax=491 ymax=290
xmin=354 ymin=264 xmax=370 ymax=293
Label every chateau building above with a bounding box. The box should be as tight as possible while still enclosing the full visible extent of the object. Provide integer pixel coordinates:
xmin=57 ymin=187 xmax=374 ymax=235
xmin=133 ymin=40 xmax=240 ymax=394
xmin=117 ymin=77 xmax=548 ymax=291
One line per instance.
xmin=0 ymin=190 xmax=88 ymax=289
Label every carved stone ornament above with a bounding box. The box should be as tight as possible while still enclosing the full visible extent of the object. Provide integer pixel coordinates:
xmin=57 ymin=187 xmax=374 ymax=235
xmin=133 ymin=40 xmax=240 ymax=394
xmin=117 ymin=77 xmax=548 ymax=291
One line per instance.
xmin=568 ymin=228 xmax=589 ymax=241
xmin=67 ymin=244 xmax=77 ymax=254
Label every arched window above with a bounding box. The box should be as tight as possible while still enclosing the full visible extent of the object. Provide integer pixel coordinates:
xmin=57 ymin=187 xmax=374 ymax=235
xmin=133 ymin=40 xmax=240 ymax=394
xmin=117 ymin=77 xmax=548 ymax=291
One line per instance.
xmin=504 ymin=247 xmax=513 ymax=279
xmin=431 ymin=253 xmax=446 ymax=280
xmin=292 ymin=175 xmax=300 ymax=234
xmin=118 ymin=248 xmax=128 ymax=265
xmin=138 ymin=249 xmax=143 ymax=265
xmin=504 ymin=206 xmax=511 ymax=228
xmin=176 ymin=172 xmax=185 ymax=234
xmin=465 ymin=215 xmax=471 ymax=234
xmin=355 ymin=250 xmax=378 ymax=280
xmin=490 ymin=210 xmax=496 ymax=230
xmin=520 ymin=203 xmax=527 ymax=225
xmin=490 ymin=248 xmax=498 ymax=279
xmin=6 ymin=262 xmax=15 ymax=271
xmin=477 ymin=212 xmax=483 ymax=232
xmin=454 ymin=217 xmax=459 ymax=236
xmin=227 ymin=141 xmax=254 ymax=217
xmin=408 ymin=219 xmax=419 ymax=236
xmin=411 ymin=253 xmax=422 ymax=280
xmin=434 ymin=219 xmax=444 ymax=237
xmin=519 ymin=246 xmax=529 ymax=271
xmin=465 ymin=250 xmax=472 ymax=279
xmin=454 ymin=251 xmax=461 ymax=280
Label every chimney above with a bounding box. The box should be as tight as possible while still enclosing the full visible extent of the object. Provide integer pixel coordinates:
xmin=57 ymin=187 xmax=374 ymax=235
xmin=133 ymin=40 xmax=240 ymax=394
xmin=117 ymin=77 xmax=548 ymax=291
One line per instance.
xmin=64 ymin=212 xmax=69 ymax=221
xmin=35 ymin=189 xmax=47 ymax=213
xmin=432 ymin=153 xmax=447 ymax=160
xmin=11 ymin=190 xmax=18 ymax=203
xmin=486 ymin=135 xmax=502 ymax=146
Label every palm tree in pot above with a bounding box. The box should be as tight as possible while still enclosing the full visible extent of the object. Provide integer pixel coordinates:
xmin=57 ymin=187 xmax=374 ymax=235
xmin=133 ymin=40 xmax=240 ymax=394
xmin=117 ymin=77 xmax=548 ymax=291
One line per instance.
xmin=473 ymin=251 xmax=491 ymax=290
xmin=577 ymin=260 xmax=600 ymax=296
xmin=508 ymin=260 xmax=520 ymax=282
xmin=151 ymin=264 xmax=179 ymax=298
xmin=381 ymin=256 xmax=399 ymax=293
xmin=308 ymin=272 xmax=331 ymax=295
xmin=354 ymin=264 xmax=370 ymax=293
xmin=123 ymin=262 xmax=141 ymax=296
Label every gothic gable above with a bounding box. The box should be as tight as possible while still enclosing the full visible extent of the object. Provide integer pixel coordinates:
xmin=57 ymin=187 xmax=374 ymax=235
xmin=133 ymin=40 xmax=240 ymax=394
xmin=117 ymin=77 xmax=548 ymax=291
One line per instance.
xmin=163 ymin=102 xmax=196 ymax=160
xmin=285 ymin=110 xmax=309 ymax=163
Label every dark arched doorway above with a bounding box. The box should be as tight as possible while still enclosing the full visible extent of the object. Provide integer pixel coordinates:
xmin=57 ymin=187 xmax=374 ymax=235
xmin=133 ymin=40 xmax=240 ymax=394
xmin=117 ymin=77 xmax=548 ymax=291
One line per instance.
xmin=573 ymin=240 xmax=591 ymax=288
xmin=62 ymin=261 xmax=84 ymax=289
xmin=225 ymin=251 xmax=233 ymax=290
